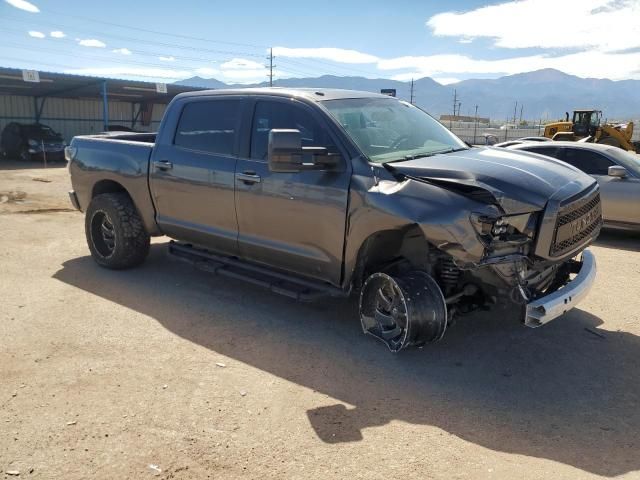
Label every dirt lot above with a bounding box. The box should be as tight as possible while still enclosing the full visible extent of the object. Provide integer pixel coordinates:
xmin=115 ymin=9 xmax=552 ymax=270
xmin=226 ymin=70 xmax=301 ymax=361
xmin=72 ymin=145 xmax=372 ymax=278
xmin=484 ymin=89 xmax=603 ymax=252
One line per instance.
xmin=1 ymin=162 xmax=639 ymax=479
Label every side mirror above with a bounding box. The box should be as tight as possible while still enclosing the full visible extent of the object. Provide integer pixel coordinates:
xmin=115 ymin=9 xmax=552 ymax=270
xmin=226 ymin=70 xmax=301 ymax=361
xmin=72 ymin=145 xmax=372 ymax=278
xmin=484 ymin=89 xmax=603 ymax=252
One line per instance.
xmin=268 ymin=129 xmax=341 ymax=173
xmin=608 ymin=165 xmax=628 ymax=178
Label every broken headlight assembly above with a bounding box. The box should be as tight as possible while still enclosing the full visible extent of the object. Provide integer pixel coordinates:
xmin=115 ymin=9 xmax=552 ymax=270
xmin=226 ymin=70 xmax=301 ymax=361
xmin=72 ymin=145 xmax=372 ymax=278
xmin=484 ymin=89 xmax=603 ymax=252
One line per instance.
xmin=470 ymin=212 xmax=539 ymax=245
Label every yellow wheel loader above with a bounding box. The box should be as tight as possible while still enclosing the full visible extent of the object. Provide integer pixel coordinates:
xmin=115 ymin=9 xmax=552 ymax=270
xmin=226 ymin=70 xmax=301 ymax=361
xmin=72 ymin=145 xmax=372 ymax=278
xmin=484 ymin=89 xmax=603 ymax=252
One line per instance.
xmin=543 ymin=109 xmax=639 ymax=152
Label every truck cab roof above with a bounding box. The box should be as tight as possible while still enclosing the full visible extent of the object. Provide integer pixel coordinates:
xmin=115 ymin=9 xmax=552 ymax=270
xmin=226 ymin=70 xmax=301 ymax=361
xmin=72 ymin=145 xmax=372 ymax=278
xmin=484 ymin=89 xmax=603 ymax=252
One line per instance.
xmin=173 ymin=87 xmax=393 ymax=102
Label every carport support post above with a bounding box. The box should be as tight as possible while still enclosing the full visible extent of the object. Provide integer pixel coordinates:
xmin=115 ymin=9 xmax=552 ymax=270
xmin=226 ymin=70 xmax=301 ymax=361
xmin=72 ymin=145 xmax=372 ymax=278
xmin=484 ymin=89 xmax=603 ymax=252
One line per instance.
xmin=101 ymin=80 xmax=109 ymax=132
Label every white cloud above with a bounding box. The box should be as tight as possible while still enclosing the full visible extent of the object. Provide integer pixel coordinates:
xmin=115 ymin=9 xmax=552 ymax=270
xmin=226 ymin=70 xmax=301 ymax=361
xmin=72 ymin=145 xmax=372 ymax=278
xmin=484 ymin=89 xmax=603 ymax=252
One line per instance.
xmin=159 ymin=56 xmax=175 ymax=62
xmin=427 ymin=0 xmax=640 ymax=53
xmin=112 ymin=48 xmax=132 ymax=55
xmin=378 ymin=50 xmax=640 ymax=80
xmin=78 ymin=39 xmax=106 ymax=48
xmin=50 ymin=31 xmax=65 ymax=38
xmin=220 ymin=58 xmax=264 ymax=70
xmin=217 ymin=58 xmax=266 ymax=83
xmin=28 ymin=30 xmax=45 ymax=38
xmin=63 ymin=67 xmax=193 ymax=80
xmin=195 ymin=67 xmax=220 ymax=77
xmin=273 ymin=47 xmax=379 ymax=64
xmin=5 ymin=0 xmax=39 ymax=13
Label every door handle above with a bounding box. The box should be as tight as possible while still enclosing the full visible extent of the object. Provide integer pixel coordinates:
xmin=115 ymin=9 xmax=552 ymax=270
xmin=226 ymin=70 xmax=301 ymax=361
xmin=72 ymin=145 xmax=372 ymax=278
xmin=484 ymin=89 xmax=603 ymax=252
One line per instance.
xmin=237 ymin=172 xmax=261 ymax=184
xmin=153 ymin=160 xmax=173 ymax=171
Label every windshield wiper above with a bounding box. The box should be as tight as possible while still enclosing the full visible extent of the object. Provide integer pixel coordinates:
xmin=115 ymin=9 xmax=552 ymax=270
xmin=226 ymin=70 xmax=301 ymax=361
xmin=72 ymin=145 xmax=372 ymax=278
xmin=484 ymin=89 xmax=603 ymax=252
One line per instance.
xmin=383 ymin=147 xmax=468 ymax=164
xmin=429 ymin=147 xmax=469 ymax=155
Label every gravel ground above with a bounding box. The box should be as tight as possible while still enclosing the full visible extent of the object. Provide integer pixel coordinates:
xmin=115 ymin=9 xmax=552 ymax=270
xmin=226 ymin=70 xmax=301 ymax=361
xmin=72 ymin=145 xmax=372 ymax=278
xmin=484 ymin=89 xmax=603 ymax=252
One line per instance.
xmin=1 ymin=162 xmax=639 ymax=479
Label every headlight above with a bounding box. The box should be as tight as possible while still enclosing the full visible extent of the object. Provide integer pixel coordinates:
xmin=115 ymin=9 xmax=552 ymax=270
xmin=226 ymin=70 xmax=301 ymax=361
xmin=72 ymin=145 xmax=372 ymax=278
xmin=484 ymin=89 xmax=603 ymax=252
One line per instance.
xmin=471 ymin=212 xmax=539 ymax=241
xmin=28 ymin=139 xmax=39 ymax=147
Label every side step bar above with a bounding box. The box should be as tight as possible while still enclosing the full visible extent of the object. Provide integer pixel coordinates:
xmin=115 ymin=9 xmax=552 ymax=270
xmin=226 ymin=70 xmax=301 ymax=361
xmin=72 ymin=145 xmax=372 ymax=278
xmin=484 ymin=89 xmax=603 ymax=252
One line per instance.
xmin=167 ymin=241 xmax=348 ymax=302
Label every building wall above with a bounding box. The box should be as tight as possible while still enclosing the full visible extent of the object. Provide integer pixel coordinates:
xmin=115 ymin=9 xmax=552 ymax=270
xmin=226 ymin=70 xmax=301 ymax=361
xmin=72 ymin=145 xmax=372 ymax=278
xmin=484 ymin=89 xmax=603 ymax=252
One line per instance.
xmin=0 ymin=95 xmax=167 ymax=143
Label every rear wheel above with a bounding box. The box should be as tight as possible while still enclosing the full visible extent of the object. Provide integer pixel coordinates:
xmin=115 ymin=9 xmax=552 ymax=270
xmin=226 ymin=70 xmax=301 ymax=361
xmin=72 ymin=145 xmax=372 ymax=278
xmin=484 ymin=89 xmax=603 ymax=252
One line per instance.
xmin=85 ymin=193 xmax=150 ymax=269
xmin=359 ymin=271 xmax=447 ymax=352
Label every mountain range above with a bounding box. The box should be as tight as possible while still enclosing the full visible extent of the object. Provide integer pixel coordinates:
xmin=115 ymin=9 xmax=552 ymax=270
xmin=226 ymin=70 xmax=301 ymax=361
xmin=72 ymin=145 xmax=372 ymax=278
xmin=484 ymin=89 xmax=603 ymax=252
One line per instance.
xmin=174 ymin=69 xmax=640 ymax=121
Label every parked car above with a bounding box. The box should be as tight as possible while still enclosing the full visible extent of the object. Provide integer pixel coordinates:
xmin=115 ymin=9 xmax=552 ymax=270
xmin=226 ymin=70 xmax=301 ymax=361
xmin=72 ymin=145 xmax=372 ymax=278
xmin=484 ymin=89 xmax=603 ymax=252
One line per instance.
xmin=495 ymin=137 xmax=552 ymax=148
xmin=1 ymin=122 xmax=66 ymax=161
xmin=67 ymin=88 xmax=601 ymax=352
xmin=506 ymin=141 xmax=640 ymax=230
xmin=1 ymin=122 xmax=66 ymax=160
xmin=481 ymin=133 xmax=500 ymax=145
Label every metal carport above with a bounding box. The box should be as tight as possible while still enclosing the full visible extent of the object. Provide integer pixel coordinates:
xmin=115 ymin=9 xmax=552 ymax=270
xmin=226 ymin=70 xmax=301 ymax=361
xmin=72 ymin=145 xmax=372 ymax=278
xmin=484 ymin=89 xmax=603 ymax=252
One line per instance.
xmin=0 ymin=67 xmax=204 ymax=139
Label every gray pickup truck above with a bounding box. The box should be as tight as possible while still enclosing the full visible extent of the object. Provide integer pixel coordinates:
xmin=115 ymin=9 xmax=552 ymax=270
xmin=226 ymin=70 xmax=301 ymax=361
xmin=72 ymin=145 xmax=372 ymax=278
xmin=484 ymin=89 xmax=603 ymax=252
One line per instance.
xmin=67 ymin=88 xmax=602 ymax=352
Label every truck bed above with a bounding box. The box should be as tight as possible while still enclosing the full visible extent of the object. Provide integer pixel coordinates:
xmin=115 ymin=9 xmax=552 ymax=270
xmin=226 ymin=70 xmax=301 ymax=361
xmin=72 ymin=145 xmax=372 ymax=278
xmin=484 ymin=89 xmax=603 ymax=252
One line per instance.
xmin=68 ymin=133 xmax=159 ymax=234
xmin=85 ymin=132 xmax=157 ymax=144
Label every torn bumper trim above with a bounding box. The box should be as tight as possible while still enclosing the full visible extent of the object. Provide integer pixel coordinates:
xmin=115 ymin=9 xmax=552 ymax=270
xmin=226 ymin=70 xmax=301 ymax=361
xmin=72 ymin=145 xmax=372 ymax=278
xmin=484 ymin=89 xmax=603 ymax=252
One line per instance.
xmin=524 ymin=249 xmax=596 ymax=328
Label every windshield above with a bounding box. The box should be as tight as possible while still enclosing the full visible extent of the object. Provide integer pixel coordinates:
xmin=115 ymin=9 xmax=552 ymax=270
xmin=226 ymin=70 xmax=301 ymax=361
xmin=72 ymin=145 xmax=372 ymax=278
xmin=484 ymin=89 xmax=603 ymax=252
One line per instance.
xmin=606 ymin=148 xmax=640 ymax=177
xmin=321 ymin=97 xmax=467 ymax=163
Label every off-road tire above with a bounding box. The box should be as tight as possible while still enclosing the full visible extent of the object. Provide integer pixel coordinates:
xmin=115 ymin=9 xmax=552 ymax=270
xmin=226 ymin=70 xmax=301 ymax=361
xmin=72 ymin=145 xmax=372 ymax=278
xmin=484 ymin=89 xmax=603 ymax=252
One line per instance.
xmin=85 ymin=192 xmax=150 ymax=269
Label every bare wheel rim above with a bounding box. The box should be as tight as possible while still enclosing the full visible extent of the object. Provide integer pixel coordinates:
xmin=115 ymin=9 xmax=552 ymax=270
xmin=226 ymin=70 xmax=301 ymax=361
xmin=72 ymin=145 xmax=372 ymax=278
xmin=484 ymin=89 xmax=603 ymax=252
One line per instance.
xmin=375 ymin=279 xmax=407 ymax=345
xmin=90 ymin=210 xmax=116 ymax=258
xmin=361 ymin=273 xmax=409 ymax=351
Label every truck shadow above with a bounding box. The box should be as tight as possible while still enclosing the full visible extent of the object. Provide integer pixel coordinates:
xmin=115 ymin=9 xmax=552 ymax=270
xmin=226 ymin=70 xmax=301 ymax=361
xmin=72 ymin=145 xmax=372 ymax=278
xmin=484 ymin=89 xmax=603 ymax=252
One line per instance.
xmin=0 ymin=159 xmax=66 ymax=170
xmin=595 ymin=228 xmax=640 ymax=252
xmin=53 ymin=244 xmax=640 ymax=477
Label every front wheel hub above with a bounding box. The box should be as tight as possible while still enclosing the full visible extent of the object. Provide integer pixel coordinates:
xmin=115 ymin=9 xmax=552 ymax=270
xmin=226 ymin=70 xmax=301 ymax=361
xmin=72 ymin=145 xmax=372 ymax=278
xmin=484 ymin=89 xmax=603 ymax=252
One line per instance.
xmin=359 ymin=271 xmax=448 ymax=352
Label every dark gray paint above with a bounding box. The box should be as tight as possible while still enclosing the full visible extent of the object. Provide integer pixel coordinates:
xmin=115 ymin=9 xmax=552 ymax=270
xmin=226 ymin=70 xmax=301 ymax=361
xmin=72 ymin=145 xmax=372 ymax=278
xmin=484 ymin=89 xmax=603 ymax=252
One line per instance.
xmin=68 ymin=88 xmax=599 ymax=291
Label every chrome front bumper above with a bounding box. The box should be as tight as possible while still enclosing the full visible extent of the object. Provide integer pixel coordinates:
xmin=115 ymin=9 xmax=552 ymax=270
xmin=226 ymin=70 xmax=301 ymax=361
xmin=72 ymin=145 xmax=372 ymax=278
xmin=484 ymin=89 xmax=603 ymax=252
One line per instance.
xmin=524 ymin=249 xmax=596 ymax=328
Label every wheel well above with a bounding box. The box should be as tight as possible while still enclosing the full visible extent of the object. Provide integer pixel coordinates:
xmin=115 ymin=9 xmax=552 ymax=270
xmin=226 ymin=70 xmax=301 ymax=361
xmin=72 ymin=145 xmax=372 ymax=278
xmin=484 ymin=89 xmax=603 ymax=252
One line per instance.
xmin=92 ymin=179 xmax=127 ymax=199
xmin=352 ymin=225 xmax=431 ymax=289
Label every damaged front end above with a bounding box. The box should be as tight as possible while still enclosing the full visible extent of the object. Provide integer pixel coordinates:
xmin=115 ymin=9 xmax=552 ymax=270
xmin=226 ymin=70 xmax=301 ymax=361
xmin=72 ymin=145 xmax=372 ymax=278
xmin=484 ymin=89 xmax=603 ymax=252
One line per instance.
xmin=382 ymin=158 xmax=602 ymax=329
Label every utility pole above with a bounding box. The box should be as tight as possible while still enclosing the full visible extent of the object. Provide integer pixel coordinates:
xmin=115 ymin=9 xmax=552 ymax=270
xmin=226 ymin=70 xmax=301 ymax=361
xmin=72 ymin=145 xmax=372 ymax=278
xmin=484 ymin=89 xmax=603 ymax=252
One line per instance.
xmin=451 ymin=89 xmax=458 ymax=128
xmin=519 ymin=104 xmax=523 ymax=125
xmin=410 ymin=78 xmax=415 ymax=105
xmin=458 ymin=102 xmax=462 ymax=117
xmin=513 ymin=101 xmax=518 ymax=126
xmin=473 ymin=104 xmax=478 ymax=145
xmin=267 ymin=48 xmax=276 ymax=87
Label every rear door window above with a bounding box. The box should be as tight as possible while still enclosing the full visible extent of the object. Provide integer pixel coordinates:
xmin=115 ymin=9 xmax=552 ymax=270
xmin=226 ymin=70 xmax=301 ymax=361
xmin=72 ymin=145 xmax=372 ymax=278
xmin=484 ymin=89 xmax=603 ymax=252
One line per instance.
xmin=174 ymin=99 xmax=241 ymax=156
xmin=560 ymin=148 xmax=614 ymax=175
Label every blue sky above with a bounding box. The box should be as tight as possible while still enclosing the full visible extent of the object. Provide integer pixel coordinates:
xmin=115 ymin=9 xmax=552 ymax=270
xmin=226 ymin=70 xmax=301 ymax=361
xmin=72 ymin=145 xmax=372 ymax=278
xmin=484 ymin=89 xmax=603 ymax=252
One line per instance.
xmin=1 ymin=0 xmax=639 ymax=84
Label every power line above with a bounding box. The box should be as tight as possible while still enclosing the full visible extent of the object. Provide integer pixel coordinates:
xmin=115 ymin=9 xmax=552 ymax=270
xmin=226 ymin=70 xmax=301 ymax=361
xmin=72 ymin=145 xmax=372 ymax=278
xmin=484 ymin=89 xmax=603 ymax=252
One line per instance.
xmin=0 ymin=16 xmax=265 ymax=58
xmin=1 ymin=41 xmax=218 ymax=72
xmin=38 ymin=7 xmax=269 ymax=49
xmin=1 ymin=33 xmax=253 ymax=66
xmin=2 ymin=18 xmax=380 ymax=80
xmin=0 ymin=56 xmax=189 ymax=81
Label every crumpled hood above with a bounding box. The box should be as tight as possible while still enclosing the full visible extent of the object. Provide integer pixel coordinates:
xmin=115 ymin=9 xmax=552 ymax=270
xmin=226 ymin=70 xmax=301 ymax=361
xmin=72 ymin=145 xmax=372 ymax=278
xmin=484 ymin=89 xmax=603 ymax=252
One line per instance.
xmin=384 ymin=146 xmax=596 ymax=214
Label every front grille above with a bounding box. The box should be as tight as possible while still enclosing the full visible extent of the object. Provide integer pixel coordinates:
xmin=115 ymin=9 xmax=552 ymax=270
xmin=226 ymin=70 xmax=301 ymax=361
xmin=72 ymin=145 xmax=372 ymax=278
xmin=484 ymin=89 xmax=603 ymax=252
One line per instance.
xmin=550 ymin=191 xmax=602 ymax=257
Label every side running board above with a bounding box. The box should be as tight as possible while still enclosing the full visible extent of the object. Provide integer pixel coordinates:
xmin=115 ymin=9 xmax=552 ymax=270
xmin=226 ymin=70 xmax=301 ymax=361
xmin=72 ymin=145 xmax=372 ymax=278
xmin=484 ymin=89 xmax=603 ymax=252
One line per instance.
xmin=167 ymin=241 xmax=348 ymax=302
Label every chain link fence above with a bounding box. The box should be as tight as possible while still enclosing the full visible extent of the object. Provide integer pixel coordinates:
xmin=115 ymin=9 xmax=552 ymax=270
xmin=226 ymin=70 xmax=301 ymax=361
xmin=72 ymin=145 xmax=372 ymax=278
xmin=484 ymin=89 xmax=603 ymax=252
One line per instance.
xmin=447 ymin=122 xmax=640 ymax=145
xmin=449 ymin=126 xmax=543 ymax=145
